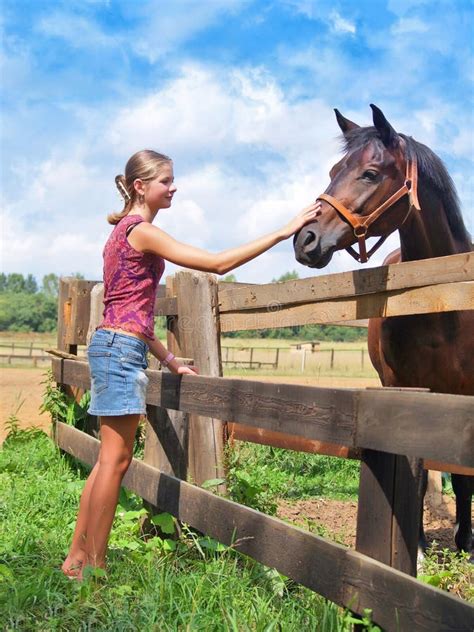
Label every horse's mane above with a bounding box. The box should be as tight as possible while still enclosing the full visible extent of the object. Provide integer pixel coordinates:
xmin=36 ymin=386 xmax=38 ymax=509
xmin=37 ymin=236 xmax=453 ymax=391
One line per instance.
xmin=342 ymin=127 xmax=471 ymax=244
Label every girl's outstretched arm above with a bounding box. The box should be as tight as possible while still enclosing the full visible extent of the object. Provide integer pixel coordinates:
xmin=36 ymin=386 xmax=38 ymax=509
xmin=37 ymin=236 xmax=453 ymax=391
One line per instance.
xmin=147 ymin=336 xmax=197 ymax=375
xmin=128 ymin=201 xmax=321 ymax=275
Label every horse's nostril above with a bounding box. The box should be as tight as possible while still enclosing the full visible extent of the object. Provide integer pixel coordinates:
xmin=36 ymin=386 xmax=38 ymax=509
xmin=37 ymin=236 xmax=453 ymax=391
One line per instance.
xmin=303 ymin=231 xmax=315 ymax=247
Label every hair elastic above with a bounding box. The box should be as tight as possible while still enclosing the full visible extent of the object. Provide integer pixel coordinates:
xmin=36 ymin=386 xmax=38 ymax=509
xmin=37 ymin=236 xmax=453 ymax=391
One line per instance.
xmin=117 ymin=179 xmax=131 ymax=202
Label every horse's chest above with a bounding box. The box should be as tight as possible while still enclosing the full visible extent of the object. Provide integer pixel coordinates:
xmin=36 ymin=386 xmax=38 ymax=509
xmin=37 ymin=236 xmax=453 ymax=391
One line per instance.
xmin=379 ymin=313 xmax=472 ymax=393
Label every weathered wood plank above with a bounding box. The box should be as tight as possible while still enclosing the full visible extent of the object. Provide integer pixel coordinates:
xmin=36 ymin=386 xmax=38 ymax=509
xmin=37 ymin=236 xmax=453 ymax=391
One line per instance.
xmin=150 ymin=372 xmax=355 ymax=447
xmin=156 ymin=284 xmax=166 ymax=298
xmin=86 ymin=283 xmax=104 ymax=346
xmin=144 ymin=403 xmax=188 ymax=479
xmin=356 ymin=450 xmax=396 ymax=567
xmin=143 ymin=276 xmax=190 ymax=516
xmin=55 ymin=423 xmax=474 ymax=632
xmin=57 ymin=278 xmax=76 ymax=354
xmin=51 ymin=359 xmax=474 ymax=466
xmin=356 ymin=451 xmax=424 ymax=577
xmin=173 ymin=271 xmax=226 ymax=487
xmin=220 ymin=281 xmax=474 ymax=332
xmin=355 ymin=389 xmax=474 ymax=467
xmin=67 ymin=279 xmax=98 ymax=346
xmin=153 ymin=296 xmax=177 ymax=317
xmin=56 ymin=278 xmax=82 ymax=402
xmin=228 ymin=423 xmax=360 ymax=459
xmin=391 ymin=456 xmax=424 ymax=575
xmin=218 ymin=252 xmax=474 ymax=312
xmin=228 ymin=424 xmax=474 ymax=475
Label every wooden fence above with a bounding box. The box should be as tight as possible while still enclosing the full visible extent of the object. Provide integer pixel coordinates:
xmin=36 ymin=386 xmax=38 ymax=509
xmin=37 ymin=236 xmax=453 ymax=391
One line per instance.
xmin=0 ymin=342 xmax=53 ymax=366
xmin=52 ymin=251 xmax=474 ymax=631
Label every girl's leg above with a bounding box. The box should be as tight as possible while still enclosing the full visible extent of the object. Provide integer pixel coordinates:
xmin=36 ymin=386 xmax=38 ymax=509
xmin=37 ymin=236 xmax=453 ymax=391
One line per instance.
xmin=62 ymin=461 xmax=100 ymax=575
xmin=79 ymin=414 xmax=140 ymax=575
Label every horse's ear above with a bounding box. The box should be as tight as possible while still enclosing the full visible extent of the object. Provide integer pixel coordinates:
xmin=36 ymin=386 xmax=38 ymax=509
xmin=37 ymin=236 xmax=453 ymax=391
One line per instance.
xmin=334 ymin=109 xmax=360 ymax=134
xmin=370 ymin=104 xmax=400 ymax=148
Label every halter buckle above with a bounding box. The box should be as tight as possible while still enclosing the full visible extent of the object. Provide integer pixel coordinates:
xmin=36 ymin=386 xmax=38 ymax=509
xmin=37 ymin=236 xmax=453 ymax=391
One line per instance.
xmin=354 ymin=225 xmax=368 ymax=238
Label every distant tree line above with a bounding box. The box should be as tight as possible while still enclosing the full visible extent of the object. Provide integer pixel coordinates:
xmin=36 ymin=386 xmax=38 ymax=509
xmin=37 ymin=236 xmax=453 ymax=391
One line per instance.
xmin=220 ymin=271 xmax=367 ymax=342
xmin=1 ymin=271 xmax=366 ymax=341
xmin=0 ymin=273 xmax=82 ymax=332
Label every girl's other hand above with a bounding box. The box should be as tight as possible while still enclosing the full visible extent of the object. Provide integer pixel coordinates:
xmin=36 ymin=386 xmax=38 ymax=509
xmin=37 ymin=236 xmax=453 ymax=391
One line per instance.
xmin=176 ymin=365 xmax=199 ymax=376
xmin=280 ymin=201 xmax=322 ymax=239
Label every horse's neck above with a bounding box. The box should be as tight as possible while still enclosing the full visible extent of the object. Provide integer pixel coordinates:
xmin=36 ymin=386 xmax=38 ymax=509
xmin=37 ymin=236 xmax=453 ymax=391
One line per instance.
xmin=398 ymin=184 xmax=470 ymax=262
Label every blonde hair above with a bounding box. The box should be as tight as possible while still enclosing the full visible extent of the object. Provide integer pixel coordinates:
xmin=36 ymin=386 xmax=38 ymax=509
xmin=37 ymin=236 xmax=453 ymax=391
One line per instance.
xmin=108 ymin=149 xmax=172 ymax=224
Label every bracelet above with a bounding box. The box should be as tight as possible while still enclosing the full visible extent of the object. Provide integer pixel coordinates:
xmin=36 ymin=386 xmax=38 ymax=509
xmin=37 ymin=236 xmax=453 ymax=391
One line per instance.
xmin=161 ymin=352 xmax=175 ymax=367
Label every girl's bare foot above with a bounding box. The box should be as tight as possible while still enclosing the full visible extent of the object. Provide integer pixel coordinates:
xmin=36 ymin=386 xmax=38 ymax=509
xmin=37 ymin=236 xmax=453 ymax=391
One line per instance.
xmin=77 ymin=558 xmax=107 ymax=582
xmin=61 ymin=549 xmax=86 ymax=579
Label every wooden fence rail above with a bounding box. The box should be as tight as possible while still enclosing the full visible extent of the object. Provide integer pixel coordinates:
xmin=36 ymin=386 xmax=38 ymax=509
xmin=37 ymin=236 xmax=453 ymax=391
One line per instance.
xmin=52 ymin=359 xmax=474 ymax=468
xmin=217 ymin=252 xmax=474 ymax=311
xmin=52 ymin=255 xmax=474 ymax=631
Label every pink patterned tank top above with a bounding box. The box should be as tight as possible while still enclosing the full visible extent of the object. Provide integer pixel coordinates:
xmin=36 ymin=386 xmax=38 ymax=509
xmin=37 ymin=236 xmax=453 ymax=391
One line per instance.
xmin=98 ymin=215 xmax=165 ymax=340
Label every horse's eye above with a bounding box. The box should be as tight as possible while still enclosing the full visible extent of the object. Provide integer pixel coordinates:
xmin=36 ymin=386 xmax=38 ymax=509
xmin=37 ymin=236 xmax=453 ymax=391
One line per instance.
xmin=362 ymin=170 xmax=379 ymax=181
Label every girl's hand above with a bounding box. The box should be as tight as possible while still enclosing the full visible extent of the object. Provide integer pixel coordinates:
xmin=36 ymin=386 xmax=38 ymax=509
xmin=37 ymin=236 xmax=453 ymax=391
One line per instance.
xmin=280 ymin=201 xmax=322 ymax=239
xmin=175 ymin=365 xmax=199 ymax=376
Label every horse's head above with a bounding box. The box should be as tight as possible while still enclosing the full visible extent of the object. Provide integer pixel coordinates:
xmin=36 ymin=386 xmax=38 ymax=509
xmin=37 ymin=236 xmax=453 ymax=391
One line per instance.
xmin=294 ymin=104 xmax=420 ymax=267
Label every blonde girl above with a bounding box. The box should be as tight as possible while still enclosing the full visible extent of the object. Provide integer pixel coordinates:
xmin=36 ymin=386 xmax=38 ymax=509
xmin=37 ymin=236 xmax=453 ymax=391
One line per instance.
xmin=62 ymin=149 xmax=321 ymax=579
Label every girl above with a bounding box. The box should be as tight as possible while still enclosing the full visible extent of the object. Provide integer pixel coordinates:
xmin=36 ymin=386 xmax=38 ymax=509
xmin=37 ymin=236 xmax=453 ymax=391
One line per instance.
xmin=62 ymin=149 xmax=321 ymax=579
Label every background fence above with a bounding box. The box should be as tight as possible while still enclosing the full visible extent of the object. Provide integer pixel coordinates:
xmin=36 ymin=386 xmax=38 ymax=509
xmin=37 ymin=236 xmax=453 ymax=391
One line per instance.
xmin=52 ymin=251 xmax=474 ymax=631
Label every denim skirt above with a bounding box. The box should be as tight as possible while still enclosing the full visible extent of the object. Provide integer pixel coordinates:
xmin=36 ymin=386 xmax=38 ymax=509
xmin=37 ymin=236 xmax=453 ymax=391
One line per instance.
xmin=87 ymin=329 xmax=149 ymax=416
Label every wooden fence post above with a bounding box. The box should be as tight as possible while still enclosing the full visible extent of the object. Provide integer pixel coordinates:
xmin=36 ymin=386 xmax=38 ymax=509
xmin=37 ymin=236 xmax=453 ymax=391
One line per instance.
xmin=356 ymin=449 xmax=424 ymax=576
xmin=86 ymin=283 xmax=104 ymax=345
xmin=143 ymin=276 xmax=190 ymax=483
xmin=56 ymin=277 xmax=99 ymax=436
xmin=171 ymin=270 xmax=226 ymax=487
xmin=56 ymin=278 xmax=79 ymax=408
xmin=83 ymin=282 xmax=105 ymax=437
xmin=57 ymin=278 xmax=77 ymax=356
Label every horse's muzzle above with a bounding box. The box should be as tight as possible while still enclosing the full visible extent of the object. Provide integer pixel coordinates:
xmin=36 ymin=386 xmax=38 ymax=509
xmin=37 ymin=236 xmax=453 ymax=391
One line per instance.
xmin=293 ymin=225 xmax=335 ymax=268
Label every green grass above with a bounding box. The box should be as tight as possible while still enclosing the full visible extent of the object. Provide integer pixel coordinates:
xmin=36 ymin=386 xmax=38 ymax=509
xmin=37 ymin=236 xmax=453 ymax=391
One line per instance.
xmin=0 ymin=431 xmax=378 ymax=631
xmin=228 ymin=442 xmax=361 ymax=508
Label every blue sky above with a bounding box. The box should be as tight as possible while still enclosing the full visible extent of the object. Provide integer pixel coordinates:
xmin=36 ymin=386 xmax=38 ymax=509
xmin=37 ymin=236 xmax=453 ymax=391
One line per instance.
xmin=1 ymin=0 xmax=473 ymax=283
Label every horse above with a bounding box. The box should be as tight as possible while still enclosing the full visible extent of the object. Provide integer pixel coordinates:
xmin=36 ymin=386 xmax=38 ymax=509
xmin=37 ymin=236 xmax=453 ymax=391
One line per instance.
xmin=293 ymin=104 xmax=473 ymax=557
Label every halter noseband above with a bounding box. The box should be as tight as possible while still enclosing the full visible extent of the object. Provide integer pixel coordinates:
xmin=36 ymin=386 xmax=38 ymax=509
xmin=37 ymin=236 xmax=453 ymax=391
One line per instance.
xmin=317 ymin=155 xmax=421 ymax=263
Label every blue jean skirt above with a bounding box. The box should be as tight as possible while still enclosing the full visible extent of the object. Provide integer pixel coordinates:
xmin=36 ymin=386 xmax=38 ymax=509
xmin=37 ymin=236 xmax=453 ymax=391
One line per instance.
xmin=87 ymin=329 xmax=149 ymax=416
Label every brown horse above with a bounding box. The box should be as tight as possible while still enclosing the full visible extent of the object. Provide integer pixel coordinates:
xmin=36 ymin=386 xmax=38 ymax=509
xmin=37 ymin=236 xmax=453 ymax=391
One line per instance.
xmin=293 ymin=104 xmax=473 ymax=556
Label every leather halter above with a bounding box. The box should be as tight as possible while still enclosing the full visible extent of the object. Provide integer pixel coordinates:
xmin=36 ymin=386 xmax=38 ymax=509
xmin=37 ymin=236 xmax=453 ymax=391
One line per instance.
xmin=317 ymin=155 xmax=421 ymax=263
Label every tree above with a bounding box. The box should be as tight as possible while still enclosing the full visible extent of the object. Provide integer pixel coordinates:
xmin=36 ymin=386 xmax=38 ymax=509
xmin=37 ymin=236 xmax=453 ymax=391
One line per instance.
xmin=0 ymin=293 xmax=57 ymax=332
xmin=4 ymin=273 xmax=26 ymax=293
xmin=24 ymin=273 xmax=38 ymax=294
xmin=272 ymin=270 xmax=299 ymax=283
xmin=221 ymin=274 xmax=237 ymax=283
xmin=42 ymin=273 xmax=59 ymax=299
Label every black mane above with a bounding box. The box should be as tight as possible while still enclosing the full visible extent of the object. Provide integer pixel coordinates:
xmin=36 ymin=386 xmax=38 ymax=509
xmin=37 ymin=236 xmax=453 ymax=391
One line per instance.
xmin=341 ymin=127 xmax=471 ymax=244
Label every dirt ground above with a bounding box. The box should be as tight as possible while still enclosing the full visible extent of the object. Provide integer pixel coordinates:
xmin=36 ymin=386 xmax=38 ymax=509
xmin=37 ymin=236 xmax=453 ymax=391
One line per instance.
xmin=0 ymin=367 xmax=51 ymax=443
xmin=277 ymin=496 xmax=460 ymax=552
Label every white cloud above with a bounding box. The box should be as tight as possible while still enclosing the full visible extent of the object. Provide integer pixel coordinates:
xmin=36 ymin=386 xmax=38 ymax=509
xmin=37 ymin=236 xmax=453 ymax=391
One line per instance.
xmin=1 ymin=61 xmax=471 ymax=285
xmin=392 ymin=17 xmax=429 ymax=35
xmin=330 ymin=11 xmax=356 ymax=35
xmin=27 ymin=1 xmax=250 ymax=66
xmin=36 ymin=12 xmax=117 ymax=50
xmin=129 ymin=0 xmax=248 ymax=63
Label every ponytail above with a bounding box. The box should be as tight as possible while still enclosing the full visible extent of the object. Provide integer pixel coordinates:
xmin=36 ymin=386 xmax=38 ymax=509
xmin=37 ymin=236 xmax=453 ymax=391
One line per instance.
xmin=107 ymin=175 xmax=133 ymax=225
xmin=107 ymin=150 xmax=172 ymax=225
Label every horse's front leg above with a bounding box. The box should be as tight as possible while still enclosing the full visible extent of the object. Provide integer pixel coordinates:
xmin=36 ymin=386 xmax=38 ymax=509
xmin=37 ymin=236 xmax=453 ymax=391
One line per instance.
xmin=451 ymin=473 xmax=473 ymax=558
xmin=419 ymin=469 xmax=428 ymax=556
